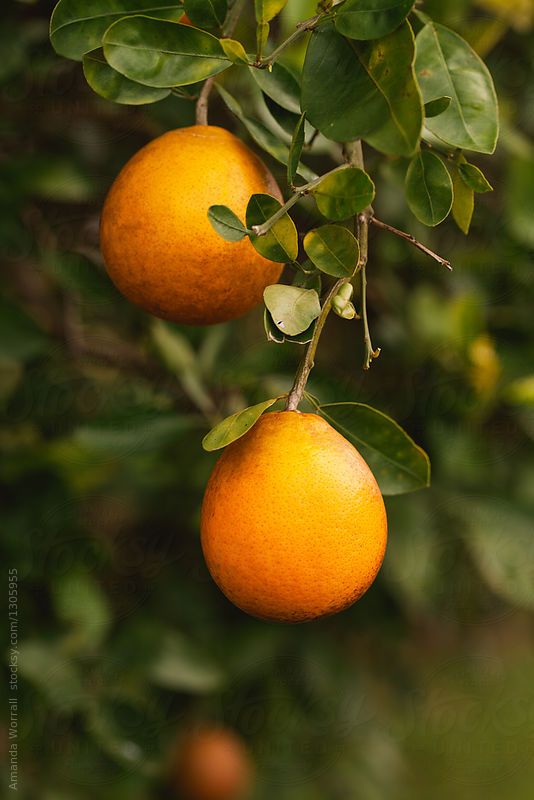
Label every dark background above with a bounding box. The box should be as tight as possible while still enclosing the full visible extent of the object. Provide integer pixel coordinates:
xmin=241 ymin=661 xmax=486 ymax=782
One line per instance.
xmin=1 ymin=0 xmax=534 ymax=798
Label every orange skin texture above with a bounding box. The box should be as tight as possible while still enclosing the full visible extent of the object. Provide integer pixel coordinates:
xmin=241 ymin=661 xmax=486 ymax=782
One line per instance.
xmin=100 ymin=125 xmax=283 ymax=325
xmin=201 ymin=411 xmax=388 ymax=623
xmin=172 ymin=727 xmax=254 ymax=800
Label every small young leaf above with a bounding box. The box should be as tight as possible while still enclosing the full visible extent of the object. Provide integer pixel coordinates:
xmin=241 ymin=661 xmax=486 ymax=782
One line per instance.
xmin=458 ymin=162 xmax=493 ymax=193
xmin=264 ymin=285 xmax=321 ymax=336
xmin=318 ymin=402 xmax=431 ymax=495
xmin=203 ymin=398 xmax=280 ymax=451
xmin=184 ymin=0 xmax=227 ymax=30
xmin=50 ymin=0 xmax=183 ymax=61
xmin=103 ymin=16 xmax=230 ymax=88
xmin=335 ymin=0 xmax=414 ymax=41
xmin=83 ymin=49 xmax=170 ymax=105
xmin=246 ymin=194 xmax=298 ymax=262
xmin=312 ymin=167 xmax=375 ymax=221
xmin=255 ymin=0 xmax=287 ymax=24
xmin=220 ymin=38 xmax=249 ymax=64
xmin=251 ymin=61 xmax=301 ymax=113
xmin=288 ymin=112 xmax=306 ymax=186
xmin=405 ymin=150 xmax=453 ymax=226
xmin=451 ymin=166 xmax=474 ymax=235
xmin=303 ymin=225 xmax=359 ymax=277
xmin=208 ymin=205 xmax=248 ymax=241
xmin=424 ymin=96 xmax=451 ymax=118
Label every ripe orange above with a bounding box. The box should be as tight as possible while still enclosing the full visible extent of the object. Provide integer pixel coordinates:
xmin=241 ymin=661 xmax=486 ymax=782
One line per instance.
xmin=171 ymin=727 xmax=253 ymax=800
xmin=100 ymin=126 xmax=283 ymax=325
xmin=201 ymin=411 xmax=387 ymax=622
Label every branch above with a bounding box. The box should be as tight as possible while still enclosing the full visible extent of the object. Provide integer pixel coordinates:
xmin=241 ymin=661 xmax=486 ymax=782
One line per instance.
xmin=257 ymin=14 xmax=323 ymax=68
xmin=195 ymin=0 xmax=246 ymax=125
xmin=370 ymin=216 xmax=452 ymax=271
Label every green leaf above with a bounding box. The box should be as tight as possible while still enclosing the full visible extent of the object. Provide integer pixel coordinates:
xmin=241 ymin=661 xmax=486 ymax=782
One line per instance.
xmin=458 ymin=162 xmax=493 ymax=193
xmin=220 ymin=38 xmax=249 ymax=64
xmin=207 ymin=205 xmax=248 ymax=241
xmin=312 ymin=167 xmax=375 ymax=221
xmin=251 ymin=61 xmax=301 ymax=113
xmin=149 ymin=632 xmax=225 ymax=691
xmin=292 ymin=269 xmax=321 ymax=294
xmin=335 ymin=0 xmax=414 ymax=41
xmin=184 ymin=0 xmax=227 ymax=29
xmin=287 ymin=112 xmax=305 ymax=186
xmin=263 ymin=95 xmax=300 ymax=136
xmin=424 ymin=95 xmax=451 ymax=118
xmin=415 ymin=22 xmax=499 ymax=154
xmin=302 ymin=22 xmax=422 ymax=157
xmin=246 ymin=194 xmax=299 ymax=262
xmin=52 ymin=571 xmax=111 ymax=652
xmin=203 ymin=398 xmax=280 ymax=450
xmin=264 ymin=309 xmax=286 ymax=343
xmin=263 ymin=284 xmax=321 ymax=336
xmin=83 ymin=49 xmax=170 ymax=104
xmin=451 ymin=165 xmax=474 ymax=235
xmin=103 ymin=16 xmax=230 ymax=88
xmin=456 ymin=498 xmax=534 ymax=610
xmin=255 ymin=0 xmax=287 ymax=24
xmin=405 ymin=150 xmax=453 ymax=226
xmin=49 ymin=0 xmax=183 ymax=61
xmin=318 ymin=402 xmax=431 ymax=495
xmin=303 ymin=225 xmax=359 ymax=277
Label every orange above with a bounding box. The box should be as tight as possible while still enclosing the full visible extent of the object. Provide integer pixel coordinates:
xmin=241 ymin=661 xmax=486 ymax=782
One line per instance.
xmin=201 ymin=411 xmax=387 ymax=623
xmin=171 ymin=727 xmax=253 ymax=800
xmin=100 ymin=126 xmax=283 ymax=325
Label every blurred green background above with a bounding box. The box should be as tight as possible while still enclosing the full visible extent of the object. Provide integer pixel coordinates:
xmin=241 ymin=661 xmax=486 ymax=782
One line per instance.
xmin=2 ymin=1 xmax=534 ymax=798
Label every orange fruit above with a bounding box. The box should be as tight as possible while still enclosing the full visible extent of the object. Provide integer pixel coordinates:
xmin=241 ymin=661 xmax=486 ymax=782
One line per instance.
xmin=172 ymin=727 xmax=253 ymax=800
xmin=201 ymin=411 xmax=387 ymax=622
xmin=100 ymin=126 xmax=283 ymax=325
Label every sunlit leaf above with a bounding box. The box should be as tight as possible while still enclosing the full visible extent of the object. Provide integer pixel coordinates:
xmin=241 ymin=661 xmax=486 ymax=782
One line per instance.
xmin=103 ymin=16 xmax=229 ymax=88
xmin=451 ymin=165 xmax=474 ymax=234
xmin=458 ymin=161 xmax=493 ymax=193
xmin=49 ymin=0 xmax=183 ymax=61
xmin=415 ymin=22 xmax=499 ymax=154
xmin=303 ymin=225 xmax=359 ymax=277
xmin=83 ymin=49 xmax=170 ymax=104
xmin=263 ymin=284 xmax=321 ymax=335
xmin=203 ymin=398 xmax=280 ymax=450
xmin=255 ymin=0 xmax=287 ymax=24
xmin=246 ymin=194 xmax=298 ymax=262
xmin=318 ymin=402 xmax=431 ymax=495
xmin=220 ymin=38 xmax=249 ymax=64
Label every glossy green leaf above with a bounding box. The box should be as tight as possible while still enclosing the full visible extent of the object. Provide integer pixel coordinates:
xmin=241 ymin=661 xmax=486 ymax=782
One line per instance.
xmin=318 ymin=402 xmax=430 ymax=495
xmin=264 ymin=285 xmax=321 ymax=336
xmin=335 ymin=0 xmax=414 ymax=41
xmin=304 ymin=225 xmax=359 ymax=277
xmin=220 ymin=38 xmax=249 ymax=64
xmin=251 ymin=61 xmax=301 ymax=113
xmin=287 ymin=112 xmax=305 ymax=186
xmin=246 ymin=194 xmax=298 ymax=262
xmin=203 ymin=398 xmax=280 ymax=450
xmin=49 ymin=0 xmax=183 ymax=61
xmin=302 ymin=22 xmax=422 ymax=156
xmin=312 ymin=167 xmax=375 ymax=220
xmin=458 ymin=162 xmax=493 ymax=193
xmin=415 ymin=22 xmax=499 ymax=154
xmin=83 ymin=49 xmax=170 ymax=104
xmin=184 ymin=0 xmax=227 ymax=29
xmin=255 ymin=0 xmax=287 ymax=23
xmin=103 ymin=16 xmax=230 ymax=88
xmin=405 ymin=150 xmax=453 ymax=226
xmin=264 ymin=95 xmax=300 ymax=137
xmin=451 ymin=165 xmax=474 ymax=234
xmin=424 ymin=95 xmax=451 ymax=118
xmin=207 ymin=205 xmax=248 ymax=241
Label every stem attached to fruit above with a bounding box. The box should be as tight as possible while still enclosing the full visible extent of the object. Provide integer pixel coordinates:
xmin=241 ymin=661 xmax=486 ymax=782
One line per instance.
xmin=195 ymin=0 xmax=247 ymax=126
xmin=285 ymin=141 xmax=373 ymax=411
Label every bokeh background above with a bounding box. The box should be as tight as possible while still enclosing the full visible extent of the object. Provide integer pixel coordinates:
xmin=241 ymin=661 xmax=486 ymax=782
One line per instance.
xmin=2 ymin=0 xmax=534 ymax=798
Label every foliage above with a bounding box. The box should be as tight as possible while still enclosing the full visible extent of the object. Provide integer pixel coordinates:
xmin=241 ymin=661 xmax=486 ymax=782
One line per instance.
xmin=1 ymin=0 xmax=534 ymax=798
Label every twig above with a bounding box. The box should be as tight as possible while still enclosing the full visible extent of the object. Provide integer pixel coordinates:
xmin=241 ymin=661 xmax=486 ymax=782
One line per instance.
xmin=370 ymin=216 xmax=452 ymax=270
xmin=257 ymin=14 xmax=323 ymax=68
xmin=195 ymin=0 xmax=246 ymax=125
